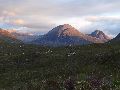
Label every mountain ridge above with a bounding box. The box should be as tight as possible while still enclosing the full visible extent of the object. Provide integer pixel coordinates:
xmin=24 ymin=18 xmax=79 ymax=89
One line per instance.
xmin=0 ymin=24 xmax=112 ymax=46
xmin=32 ymin=24 xmax=111 ymax=46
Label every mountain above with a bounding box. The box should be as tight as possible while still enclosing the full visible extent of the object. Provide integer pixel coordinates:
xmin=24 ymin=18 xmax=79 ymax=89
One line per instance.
xmin=0 ymin=23 xmax=38 ymax=43
xmin=11 ymin=32 xmax=38 ymax=43
xmin=89 ymin=30 xmax=111 ymax=42
xmin=115 ymin=33 xmax=120 ymax=40
xmin=0 ymin=28 xmax=38 ymax=43
xmin=0 ymin=28 xmax=21 ymax=44
xmin=110 ymin=33 xmax=120 ymax=42
xmin=32 ymin=24 xmax=108 ymax=46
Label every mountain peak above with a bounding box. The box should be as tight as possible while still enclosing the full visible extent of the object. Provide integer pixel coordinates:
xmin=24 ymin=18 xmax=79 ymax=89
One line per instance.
xmin=60 ymin=24 xmax=72 ymax=28
xmin=90 ymin=30 xmax=110 ymax=41
xmin=91 ymin=30 xmax=104 ymax=36
xmin=46 ymin=24 xmax=82 ymax=37
xmin=32 ymin=24 xmax=110 ymax=46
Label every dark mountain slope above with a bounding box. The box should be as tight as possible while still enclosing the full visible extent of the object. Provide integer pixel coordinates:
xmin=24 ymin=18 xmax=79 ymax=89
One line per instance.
xmin=109 ymin=33 xmax=120 ymax=43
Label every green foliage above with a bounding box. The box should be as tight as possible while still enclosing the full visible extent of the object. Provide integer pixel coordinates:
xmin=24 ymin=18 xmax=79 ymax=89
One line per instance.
xmin=0 ymin=42 xmax=120 ymax=90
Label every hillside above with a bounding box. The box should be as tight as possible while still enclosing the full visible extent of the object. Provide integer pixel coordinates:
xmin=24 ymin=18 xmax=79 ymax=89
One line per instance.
xmin=110 ymin=33 xmax=120 ymax=43
xmin=0 ymin=42 xmax=120 ymax=89
xmin=0 ymin=28 xmax=22 ymax=44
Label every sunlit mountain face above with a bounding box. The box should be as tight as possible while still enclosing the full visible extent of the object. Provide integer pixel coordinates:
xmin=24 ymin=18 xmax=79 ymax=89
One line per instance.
xmin=0 ymin=0 xmax=120 ymax=38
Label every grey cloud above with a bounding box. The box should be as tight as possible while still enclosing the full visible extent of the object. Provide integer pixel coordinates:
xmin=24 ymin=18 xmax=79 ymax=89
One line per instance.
xmin=81 ymin=16 xmax=120 ymax=37
xmin=1 ymin=0 xmax=120 ymax=17
xmin=0 ymin=0 xmax=120 ymax=36
xmin=22 ymin=22 xmax=55 ymax=33
xmin=86 ymin=16 xmax=120 ymax=23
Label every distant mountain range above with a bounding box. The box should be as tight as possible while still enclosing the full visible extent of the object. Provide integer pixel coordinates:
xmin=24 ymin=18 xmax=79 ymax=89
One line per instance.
xmin=12 ymin=32 xmax=38 ymax=43
xmin=32 ymin=24 xmax=111 ymax=46
xmin=0 ymin=24 xmax=117 ymax=46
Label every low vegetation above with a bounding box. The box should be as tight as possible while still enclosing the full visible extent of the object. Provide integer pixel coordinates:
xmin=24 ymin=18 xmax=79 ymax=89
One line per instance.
xmin=0 ymin=41 xmax=120 ymax=90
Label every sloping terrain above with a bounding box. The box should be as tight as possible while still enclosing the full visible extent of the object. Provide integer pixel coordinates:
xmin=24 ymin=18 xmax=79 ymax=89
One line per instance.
xmin=110 ymin=33 xmax=120 ymax=43
xmin=0 ymin=28 xmax=21 ymax=44
xmin=0 ymin=28 xmax=37 ymax=43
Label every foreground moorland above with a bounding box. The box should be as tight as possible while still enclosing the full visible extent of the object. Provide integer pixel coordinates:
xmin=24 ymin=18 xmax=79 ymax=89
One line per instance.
xmin=0 ymin=41 xmax=120 ymax=90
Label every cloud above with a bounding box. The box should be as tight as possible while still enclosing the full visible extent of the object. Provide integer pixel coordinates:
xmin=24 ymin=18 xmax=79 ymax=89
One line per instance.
xmin=2 ymin=11 xmax=16 ymax=16
xmin=86 ymin=16 xmax=120 ymax=23
xmin=0 ymin=0 xmax=120 ymax=36
xmin=80 ymin=16 xmax=120 ymax=37
xmin=1 ymin=0 xmax=120 ymax=17
xmin=13 ymin=19 xmax=25 ymax=25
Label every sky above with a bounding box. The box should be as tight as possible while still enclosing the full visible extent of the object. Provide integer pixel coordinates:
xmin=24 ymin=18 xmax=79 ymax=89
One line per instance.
xmin=0 ymin=0 xmax=120 ymax=37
